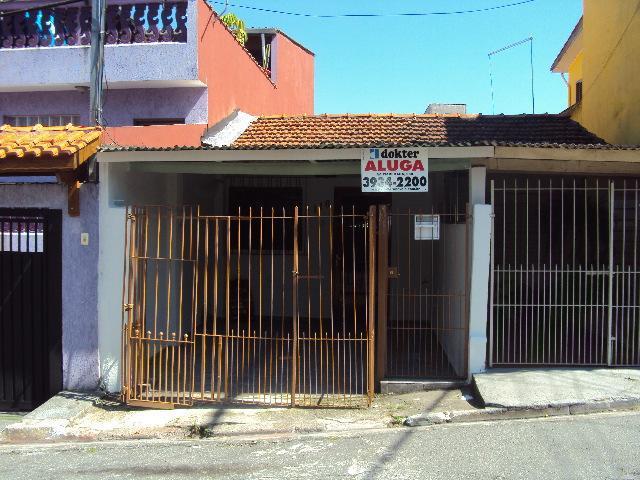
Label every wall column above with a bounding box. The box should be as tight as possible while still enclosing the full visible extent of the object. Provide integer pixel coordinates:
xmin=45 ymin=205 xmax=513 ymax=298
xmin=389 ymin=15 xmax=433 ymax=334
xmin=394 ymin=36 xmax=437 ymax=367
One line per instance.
xmin=467 ymin=166 xmax=490 ymax=377
xmin=97 ymin=163 xmax=126 ymax=392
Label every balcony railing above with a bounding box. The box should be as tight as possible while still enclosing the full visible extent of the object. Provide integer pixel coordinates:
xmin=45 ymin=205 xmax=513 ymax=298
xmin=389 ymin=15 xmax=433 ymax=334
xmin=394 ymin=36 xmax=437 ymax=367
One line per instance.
xmin=0 ymin=1 xmax=187 ymax=49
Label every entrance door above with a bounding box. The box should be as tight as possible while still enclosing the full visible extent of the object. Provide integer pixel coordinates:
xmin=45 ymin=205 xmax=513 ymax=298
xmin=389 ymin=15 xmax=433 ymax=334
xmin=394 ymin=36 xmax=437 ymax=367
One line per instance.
xmin=377 ymin=205 xmax=469 ymax=382
xmin=0 ymin=209 xmax=62 ymax=410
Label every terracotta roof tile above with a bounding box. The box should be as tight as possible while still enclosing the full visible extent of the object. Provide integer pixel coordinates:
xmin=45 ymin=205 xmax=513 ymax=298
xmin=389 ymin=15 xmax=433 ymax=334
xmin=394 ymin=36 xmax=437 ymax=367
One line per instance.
xmin=0 ymin=124 xmax=102 ymax=160
xmin=230 ymin=113 xmax=607 ymax=149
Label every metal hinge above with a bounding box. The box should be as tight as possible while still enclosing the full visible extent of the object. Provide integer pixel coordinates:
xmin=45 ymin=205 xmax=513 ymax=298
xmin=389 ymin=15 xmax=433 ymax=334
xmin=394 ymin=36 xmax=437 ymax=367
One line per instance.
xmin=123 ymin=303 xmax=134 ymax=311
xmin=127 ymin=213 xmax=136 ymax=221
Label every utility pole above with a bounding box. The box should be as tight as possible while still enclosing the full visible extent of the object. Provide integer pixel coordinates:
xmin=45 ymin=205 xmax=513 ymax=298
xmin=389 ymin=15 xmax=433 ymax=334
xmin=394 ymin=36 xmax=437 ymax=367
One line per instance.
xmin=89 ymin=0 xmax=106 ymax=126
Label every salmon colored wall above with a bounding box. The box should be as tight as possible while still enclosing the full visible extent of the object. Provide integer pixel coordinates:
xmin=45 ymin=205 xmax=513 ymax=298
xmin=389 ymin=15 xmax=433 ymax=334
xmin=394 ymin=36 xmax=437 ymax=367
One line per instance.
xmin=105 ymin=124 xmax=207 ymax=148
xmin=197 ymin=0 xmax=314 ymax=125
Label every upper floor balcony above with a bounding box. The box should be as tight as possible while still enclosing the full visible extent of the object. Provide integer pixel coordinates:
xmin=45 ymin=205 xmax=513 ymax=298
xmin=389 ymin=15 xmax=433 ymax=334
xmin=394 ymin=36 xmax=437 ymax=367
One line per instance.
xmin=0 ymin=0 xmax=200 ymax=91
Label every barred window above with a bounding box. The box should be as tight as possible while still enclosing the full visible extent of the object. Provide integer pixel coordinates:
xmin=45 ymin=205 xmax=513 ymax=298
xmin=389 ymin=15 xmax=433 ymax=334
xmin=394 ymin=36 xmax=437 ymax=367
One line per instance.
xmin=3 ymin=115 xmax=81 ymax=127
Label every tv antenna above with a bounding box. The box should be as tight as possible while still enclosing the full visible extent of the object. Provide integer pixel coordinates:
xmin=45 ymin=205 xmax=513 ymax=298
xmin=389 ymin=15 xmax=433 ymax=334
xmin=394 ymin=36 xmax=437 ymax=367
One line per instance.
xmin=488 ymin=37 xmax=535 ymax=114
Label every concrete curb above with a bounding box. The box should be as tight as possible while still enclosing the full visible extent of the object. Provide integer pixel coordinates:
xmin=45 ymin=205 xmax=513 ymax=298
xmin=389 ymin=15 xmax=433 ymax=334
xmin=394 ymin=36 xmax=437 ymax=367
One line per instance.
xmin=0 ymin=392 xmax=101 ymax=443
xmin=404 ymin=398 xmax=640 ymax=427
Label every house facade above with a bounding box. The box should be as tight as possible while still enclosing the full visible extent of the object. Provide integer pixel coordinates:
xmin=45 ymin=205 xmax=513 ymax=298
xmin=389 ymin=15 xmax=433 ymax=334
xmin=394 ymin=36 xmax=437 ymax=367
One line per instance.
xmin=551 ymin=0 xmax=640 ymax=145
xmin=0 ymin=0 xmax=314 ymax=147
xmin=0 ymin=124 xmax=101 ymax=409
xmin=0 ymin=0 xmax=314 ymax=409
xmin=97 ymin=113 xmax=640 ymax=408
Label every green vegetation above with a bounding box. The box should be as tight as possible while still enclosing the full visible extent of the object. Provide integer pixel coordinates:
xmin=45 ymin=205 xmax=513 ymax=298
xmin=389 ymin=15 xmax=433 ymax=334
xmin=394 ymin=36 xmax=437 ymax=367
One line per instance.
xmin=220 ymin=12 xmax=248 ymax=45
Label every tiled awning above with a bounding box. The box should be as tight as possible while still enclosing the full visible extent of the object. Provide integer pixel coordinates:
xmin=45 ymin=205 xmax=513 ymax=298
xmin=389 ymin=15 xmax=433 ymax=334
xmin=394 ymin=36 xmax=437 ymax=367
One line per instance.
xmin=0 ymin=124 xmax=102 ymax=174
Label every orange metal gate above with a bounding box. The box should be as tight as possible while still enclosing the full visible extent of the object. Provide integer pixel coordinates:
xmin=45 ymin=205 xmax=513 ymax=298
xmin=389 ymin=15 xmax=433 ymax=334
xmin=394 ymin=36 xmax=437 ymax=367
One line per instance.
xmin=376 ymin=205 xmax=470 ymax=382
xmin=121 ymin=205 xmax=375 ymax=408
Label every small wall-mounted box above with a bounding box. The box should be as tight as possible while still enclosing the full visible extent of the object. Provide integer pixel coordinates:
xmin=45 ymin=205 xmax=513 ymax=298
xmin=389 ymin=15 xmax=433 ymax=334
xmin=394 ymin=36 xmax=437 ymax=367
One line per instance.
xmin=81 ymin=233 xmax=90 ymax=246
xmin=414 ymin=214 xmax=440 ymax=240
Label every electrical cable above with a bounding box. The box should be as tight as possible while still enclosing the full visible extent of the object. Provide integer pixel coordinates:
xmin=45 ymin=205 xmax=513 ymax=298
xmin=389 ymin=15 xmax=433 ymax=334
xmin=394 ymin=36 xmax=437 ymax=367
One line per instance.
xmin=208 ymin=0 xmax=537 ymax=18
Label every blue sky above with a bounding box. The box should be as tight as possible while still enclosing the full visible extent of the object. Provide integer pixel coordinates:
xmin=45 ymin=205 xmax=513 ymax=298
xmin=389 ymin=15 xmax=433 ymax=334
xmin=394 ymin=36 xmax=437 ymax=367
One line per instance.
xmin=210 ymin=0 xmax=582 ymax=115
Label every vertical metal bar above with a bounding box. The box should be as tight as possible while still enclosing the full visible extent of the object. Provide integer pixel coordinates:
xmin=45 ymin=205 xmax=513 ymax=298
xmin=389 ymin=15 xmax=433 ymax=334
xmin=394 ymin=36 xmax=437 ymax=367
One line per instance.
xmin=525 ymin=179 xmax=530 ymax=363
xmin=121 ymin=208 xmax=132 ymax=401
xmin=212 ymin=219 xmax=219 ymax=399
xmin=367 ymin=206 xmax=376 ymax=405
xmin=329 ymin=205 xmax=335 ymax=398
xmin=634 ymin=182 xmax=639 ymax=364
xmin=607 ymin=182 xmax=615 ymax=366
xmin=489 ymin=181 xmax=495 ymax=366
xmin=291 ymin=206 xmax=299 ymax=406
xmin=537 ymin=180 xmax=542 ymax=364
xmin=571 ymin=180 xmax=576 ymax=363
xmin=623 ymin=182 xmax=629 ymax=365
xmin=561 ymin=179 xmax=568 ymax=365
xmin=269 ymin=208 xmax=275 ymax=399
xmin=376 ymin=205 xmax=389 ymax=384
xmin=317 ymin=206 xmax=323 ymax=398
xmin=201 ymin=219 xmax=209 ymax=399
xmin=225 ymin=218 xmax=231 ymax=399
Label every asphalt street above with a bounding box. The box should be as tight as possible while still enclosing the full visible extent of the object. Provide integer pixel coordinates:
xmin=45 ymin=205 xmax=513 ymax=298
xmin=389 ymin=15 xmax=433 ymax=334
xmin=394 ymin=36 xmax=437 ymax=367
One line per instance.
xmin=1 ymin=411 xmax=639 ymax=479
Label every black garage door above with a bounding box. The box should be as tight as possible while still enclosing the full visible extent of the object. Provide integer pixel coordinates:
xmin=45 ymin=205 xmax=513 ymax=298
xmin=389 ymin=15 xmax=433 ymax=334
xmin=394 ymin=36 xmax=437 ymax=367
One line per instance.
xmin=0 ymin=209 xmax=62 ymax=411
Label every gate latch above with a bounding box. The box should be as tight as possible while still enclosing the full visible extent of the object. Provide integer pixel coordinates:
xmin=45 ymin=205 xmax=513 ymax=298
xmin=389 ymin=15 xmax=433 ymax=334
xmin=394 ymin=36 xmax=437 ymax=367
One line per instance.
xmin=388 ymin=267 xmax=400 ymax=278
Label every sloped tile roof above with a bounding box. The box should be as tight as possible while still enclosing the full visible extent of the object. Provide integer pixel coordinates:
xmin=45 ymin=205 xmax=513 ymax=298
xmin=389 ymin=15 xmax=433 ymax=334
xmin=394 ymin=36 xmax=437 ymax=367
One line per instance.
xmin=231 ymin=113 xmax=607 ymax=150
xmin=0 ymin=124 xmax=102 ymax=160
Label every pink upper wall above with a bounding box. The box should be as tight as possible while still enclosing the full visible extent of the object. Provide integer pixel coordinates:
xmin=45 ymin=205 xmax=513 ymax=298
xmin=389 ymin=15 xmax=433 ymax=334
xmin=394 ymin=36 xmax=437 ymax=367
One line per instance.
xmin=196 ymin=0 xmax=314 ymax=125
xmin=106 ymin=124 xmax=206 ymax=148
xmin=101 ymin=0 xmax=314 ymax=148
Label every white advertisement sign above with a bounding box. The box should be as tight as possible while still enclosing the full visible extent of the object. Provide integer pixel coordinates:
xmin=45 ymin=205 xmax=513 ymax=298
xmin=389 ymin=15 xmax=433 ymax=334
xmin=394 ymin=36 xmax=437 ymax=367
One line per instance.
xmin=361 ymin=148 xmax=429 ymax=192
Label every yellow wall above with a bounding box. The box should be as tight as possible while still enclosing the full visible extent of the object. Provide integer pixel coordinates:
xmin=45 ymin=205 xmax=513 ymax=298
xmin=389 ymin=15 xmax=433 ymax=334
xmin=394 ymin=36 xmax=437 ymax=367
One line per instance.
xmin=567 ymin=51 xmax=583 ymax=106
xmin=575 ymin=0 xmax=640 ymax=145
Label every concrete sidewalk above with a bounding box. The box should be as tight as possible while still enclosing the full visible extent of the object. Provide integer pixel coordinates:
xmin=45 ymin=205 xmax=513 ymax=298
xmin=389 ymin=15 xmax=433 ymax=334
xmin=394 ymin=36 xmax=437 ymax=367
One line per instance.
xmin=0 ymin=413 xmax=25 ymax=433
xmin=3 ymin=368 xmax=640 ymax=442
xmin=473 ymin=368 xmax=640 ymax=409
xmin=0 ymin=389 xmax=476 ymax=443
xmin=404 ymin=368 xmax=640 ymax=426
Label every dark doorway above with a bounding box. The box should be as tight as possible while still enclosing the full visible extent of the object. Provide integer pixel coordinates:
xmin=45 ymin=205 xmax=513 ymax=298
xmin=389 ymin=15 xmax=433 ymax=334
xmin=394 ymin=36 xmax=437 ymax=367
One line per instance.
xmin=0 ymin=209 xmax=62 ymax=411
xmin=332 ymin=188 xmax=390 ymax=336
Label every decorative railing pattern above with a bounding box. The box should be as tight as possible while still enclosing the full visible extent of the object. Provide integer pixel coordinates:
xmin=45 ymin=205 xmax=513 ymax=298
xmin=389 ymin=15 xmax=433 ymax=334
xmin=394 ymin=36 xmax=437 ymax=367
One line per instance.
xmin=0 ymin=2 xmax=187 ymax=49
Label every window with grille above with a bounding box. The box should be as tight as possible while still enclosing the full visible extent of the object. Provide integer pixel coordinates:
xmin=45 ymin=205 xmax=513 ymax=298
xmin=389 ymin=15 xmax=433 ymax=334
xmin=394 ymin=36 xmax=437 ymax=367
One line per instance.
xmin=3 ymin=115 xmax=81 ymax=127
xmin=575 ymin=80 xmax=583 ymax=103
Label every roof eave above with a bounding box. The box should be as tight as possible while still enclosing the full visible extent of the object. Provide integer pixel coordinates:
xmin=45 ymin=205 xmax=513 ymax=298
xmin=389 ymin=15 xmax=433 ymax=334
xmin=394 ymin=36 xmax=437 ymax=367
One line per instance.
xmin=551 ymin=16 xmax=583 ymax=73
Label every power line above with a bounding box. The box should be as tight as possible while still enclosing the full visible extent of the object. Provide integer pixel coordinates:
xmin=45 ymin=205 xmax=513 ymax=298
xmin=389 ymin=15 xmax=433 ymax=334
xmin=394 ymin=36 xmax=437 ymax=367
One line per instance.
xmin=208 ymin=0 xmax=537 ymax=19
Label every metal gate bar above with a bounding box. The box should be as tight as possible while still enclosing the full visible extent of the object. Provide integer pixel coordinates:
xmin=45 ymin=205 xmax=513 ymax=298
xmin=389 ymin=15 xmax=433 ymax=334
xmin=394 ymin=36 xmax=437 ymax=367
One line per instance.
xmin=122 ymin=204 xmax=375 ymax=408
xmin=489 ymin=177 xmax=640 ymax=367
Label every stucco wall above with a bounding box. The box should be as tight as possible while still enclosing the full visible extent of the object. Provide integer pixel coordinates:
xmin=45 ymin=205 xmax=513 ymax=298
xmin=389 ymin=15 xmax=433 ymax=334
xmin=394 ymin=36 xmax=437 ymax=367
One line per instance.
xmin=98 ymin=164 xmax=183 ymax=392
xmin=568 ymin=51 xmax=583 ymax=106
xmin=197 ymin=1 xmax=314 ymax=124
xmin=0 ymin=182 xmax=99 ymax=391
xmin=0 ymin=88 xmax=207 ymax=126
xmin=579 ymin=0 xmax=640 ymax=144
